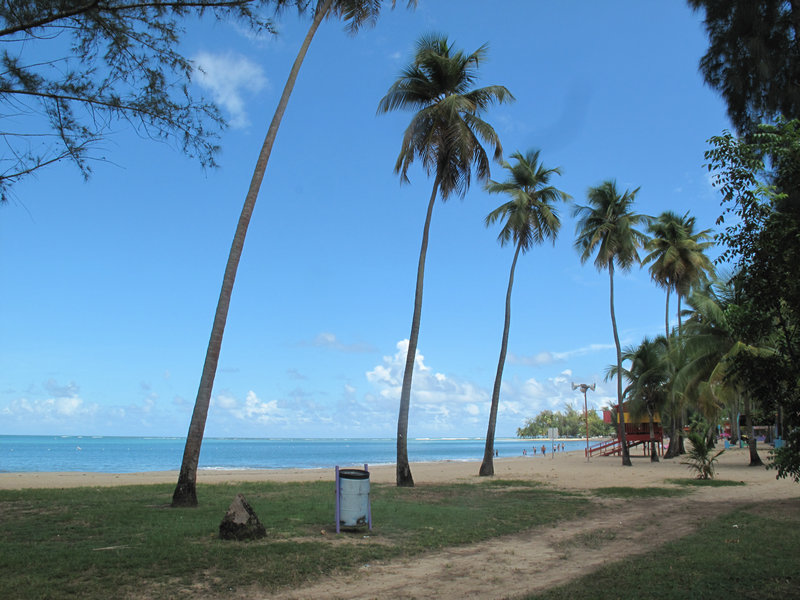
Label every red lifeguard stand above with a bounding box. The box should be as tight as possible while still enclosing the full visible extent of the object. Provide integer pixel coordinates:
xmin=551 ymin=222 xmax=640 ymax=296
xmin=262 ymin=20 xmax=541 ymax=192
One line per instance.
xmin=587 ymin=402 xmax=664 ymax=458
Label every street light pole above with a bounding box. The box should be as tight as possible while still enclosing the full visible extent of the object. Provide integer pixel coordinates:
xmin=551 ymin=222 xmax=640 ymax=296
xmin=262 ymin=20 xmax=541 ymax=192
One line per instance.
xmin=572 ymin=382 xmax=595 ymax=461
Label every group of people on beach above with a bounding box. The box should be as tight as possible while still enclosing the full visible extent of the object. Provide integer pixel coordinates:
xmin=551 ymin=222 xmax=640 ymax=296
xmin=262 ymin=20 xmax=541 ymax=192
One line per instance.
xmin=521 ymin=442 xmax=566 ymax=457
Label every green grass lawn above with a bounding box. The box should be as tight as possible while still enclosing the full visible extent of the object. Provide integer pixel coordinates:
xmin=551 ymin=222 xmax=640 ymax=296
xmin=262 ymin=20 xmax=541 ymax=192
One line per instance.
xmin=0 ymin=479 xmax=588 ymax=599
xmin=2 ymin=479 xmax=795 ymax=600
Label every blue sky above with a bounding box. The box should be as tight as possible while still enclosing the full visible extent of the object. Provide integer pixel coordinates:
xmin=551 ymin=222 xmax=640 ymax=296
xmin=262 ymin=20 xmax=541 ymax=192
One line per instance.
xmin=0 ymin=1 xmax=731 ymax=439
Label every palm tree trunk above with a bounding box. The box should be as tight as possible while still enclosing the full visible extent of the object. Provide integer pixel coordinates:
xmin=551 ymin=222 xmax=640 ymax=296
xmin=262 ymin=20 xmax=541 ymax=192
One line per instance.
xmin=676 ymin=292 xmax=686 ymax=455
xmin=480 ymin=241 xmax=521 ymax=477
xmin=665 ymin=289 xmax=670 ymax=340
xmin=609 ymin=261 xmax=631 ymax=466
xmin=743 ymin=395 xmax=764 ymax=466
xmin=171 ymin=0 xmax=334 ymax=507
xmin=663 ymin=289 xmax=680 ymax=460
xmin=648 ymin=407 xmax=659 ymax=462
xmin=664 ymin=413 xmax=680 ymax=458
xmin=397 ymin=178 xmax=440 ymax=487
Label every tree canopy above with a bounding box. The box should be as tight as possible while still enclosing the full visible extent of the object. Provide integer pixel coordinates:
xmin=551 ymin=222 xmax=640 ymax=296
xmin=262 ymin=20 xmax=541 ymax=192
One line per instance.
xmin=0 ymin=0 xmax=277 ymax=201
xmin=705 ymin=120 xmax=800 ymax=481
xmin=517 ymin=405 xmax=613 ymax=439
xmin=689 ymin=0 xmax=800 ymax=133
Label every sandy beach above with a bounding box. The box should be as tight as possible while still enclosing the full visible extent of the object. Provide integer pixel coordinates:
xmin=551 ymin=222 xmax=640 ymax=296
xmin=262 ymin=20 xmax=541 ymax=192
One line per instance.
xmin=1 ymin=445 xmax=796 ymax=498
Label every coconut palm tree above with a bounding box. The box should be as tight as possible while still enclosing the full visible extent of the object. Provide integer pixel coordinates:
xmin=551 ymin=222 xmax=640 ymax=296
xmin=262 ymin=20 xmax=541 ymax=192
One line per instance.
xmin=172 ymin=0 xmax=417 ymax=508
xmin=642 ymin=210 xmax=714 ymax=458
xmin=478 ymin=150 xmax=570 ymax=476
xmin=642 ymin=211 xmax=715 ymax=338
xmin=608 ymin=336 xmax=670 ymax=462
xmin=574 ymin=180 xmax=649 ymax=467
xmin=678 ymin=278 xmax=773 ymax=467
xmin=377 ymin=34 xmax=513 ymax=486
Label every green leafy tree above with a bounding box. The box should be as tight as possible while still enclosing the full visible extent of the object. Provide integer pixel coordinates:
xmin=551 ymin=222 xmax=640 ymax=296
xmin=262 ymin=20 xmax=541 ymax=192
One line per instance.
xmin=704 ymin=120 xmax=800 ymax=482
xmin=574 ymin=180 xmax=649 ymax=466
xmin=517 ymin=405 xmax=612 ymax=438
xmin=688 ymin=0 xmax=800 ymax=133
xmin=172 ymin=0 xmax=416 ymax=507
xmin=0 ymin=0 xmax=279 ymax=201
xmin=478 ymin=150 xmax=570 ymax=476
xmin=377 ymin=34 xmax=513 ymax=486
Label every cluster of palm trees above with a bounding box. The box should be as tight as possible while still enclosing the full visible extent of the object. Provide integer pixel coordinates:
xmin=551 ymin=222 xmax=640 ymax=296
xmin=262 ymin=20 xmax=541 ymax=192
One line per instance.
xmin=170 ymin=2 xmax=736 ymax=504
xmin=376 ymin=34 xmax=730 ymax=483
xmin=607 ymin=214 xmax=774 ymax=470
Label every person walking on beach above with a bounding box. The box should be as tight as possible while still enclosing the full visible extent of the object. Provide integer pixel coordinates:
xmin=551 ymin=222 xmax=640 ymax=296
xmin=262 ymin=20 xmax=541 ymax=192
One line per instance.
xmin=541 ymin=445 xmax=546 ymax=457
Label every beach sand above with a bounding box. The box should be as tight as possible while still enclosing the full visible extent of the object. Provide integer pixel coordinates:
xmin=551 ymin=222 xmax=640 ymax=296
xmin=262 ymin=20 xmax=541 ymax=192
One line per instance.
xmin=1 ymin=444 xmax=795 ymax=497
xmin=2 ymin=446 xmax=798 ymax=599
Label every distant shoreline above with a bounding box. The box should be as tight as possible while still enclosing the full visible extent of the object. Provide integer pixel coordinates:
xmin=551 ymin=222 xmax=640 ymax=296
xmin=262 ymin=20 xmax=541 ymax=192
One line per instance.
xmin=2 ymin=447 xmax=794 ymax=496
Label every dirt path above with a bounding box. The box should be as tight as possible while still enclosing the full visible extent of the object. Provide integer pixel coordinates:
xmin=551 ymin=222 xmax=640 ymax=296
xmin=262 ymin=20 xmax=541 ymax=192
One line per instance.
xmin=263 ymin=477 xmax=798 ymax=600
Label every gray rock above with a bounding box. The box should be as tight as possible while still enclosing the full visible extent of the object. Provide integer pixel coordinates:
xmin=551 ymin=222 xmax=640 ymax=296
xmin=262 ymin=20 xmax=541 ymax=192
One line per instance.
xmin=219 ymin=493 xmax=267 ymax=540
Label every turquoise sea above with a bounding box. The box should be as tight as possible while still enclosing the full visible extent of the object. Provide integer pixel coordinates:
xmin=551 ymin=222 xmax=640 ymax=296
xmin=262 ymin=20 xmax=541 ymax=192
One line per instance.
xmin=0 ymin=436 xmax=588 ymax=473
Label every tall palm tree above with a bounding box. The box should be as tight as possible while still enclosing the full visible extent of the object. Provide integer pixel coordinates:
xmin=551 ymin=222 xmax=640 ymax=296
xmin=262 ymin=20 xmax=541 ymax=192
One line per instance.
xmin=642 ymin=210 xmax=714 ymax=458
xmin=574 ymin=180 xmax=649 ymax=467
xmin=643 ymin=211 xmax=715 ymax=338
xmin=378 ymin=34 xmax=513 ymax=486
xmin=172 ymin=0 xmax=416 ymax=507
xmin=608 ymin=336 xmax=670 ymax=462
xmin=478 ymin=150 xmax=570 ymax=476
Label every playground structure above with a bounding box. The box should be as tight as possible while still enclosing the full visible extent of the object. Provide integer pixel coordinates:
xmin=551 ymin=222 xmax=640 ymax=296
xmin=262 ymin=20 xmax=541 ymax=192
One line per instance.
xmin=587 ymin=403 xmax=664 ymax=458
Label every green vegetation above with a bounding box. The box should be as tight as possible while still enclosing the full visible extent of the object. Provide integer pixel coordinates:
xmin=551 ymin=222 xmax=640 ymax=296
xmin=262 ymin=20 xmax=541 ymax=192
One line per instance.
xmin=666 ymin=478 xmax=745 ymax=488
xmin=574 ymin=180 xmax=650 ymax=467
xmin=525 ymin=500 xmax=799 ymax=600
xmin=590 ymin=486 xmax=688 ymax=499
xmin=479 ymin=150 xmax=570 ymax=476
xmin=517 ymin=404 xmax=614 ymax=438
xmin=377 ymin=34 xmax=513 ymax=486
xmin=0 ymin=479 xmax=587 ymax=599
xmin=0 ymin=0 xmax=278 ymax=201
xmin=682 ymin=427 xmax=726 ymax=479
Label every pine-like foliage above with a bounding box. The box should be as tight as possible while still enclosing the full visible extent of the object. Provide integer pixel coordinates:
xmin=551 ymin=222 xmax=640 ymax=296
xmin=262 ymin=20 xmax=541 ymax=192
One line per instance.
xmin=0 ymin=0 xmax=277 ymax=200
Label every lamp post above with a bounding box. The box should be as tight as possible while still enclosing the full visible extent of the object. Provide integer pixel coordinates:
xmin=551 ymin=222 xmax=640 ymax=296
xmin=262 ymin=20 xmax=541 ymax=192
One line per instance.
xmin=572 ymin=382 xmax=595 ymax=461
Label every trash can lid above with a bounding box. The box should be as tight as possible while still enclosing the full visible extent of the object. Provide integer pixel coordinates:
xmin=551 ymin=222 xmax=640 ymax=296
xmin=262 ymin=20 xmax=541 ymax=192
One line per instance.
xmin=338 ymin=468 xmax=369 ymax=480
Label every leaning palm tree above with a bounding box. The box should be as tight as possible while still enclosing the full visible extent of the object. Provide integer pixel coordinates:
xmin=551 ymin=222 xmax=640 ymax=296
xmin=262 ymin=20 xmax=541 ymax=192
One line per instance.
xmin=478 ymin=150 xmax=570 ymax=476
xmin=378 ymin=34 xmax=513 ymax=486
xmin=574 ymin=180 xmax=649 ymax=467
xmin=642 ymin=210 xmax=714 ymax=458
xmin=172 ymin=0 xmax=417 ymax=508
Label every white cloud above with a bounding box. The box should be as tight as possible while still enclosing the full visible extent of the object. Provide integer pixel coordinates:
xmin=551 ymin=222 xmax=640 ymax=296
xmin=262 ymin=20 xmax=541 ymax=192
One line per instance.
xmin=214 ymin=390 xmax=284 ymax=424
xmin=510 ymin=343 xmax=614 ymax=367
xmin=193 ymin=51 xmax=267 ymax=128
xmin=365 ymin=340 xmax=489 ymax=431
xmin=1 ymin=384 xmax=97 ymax=420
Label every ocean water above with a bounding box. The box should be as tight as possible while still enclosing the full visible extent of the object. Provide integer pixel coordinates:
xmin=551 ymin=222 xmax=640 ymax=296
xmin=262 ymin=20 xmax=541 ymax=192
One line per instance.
xmin=0 ymin=435 xmax=590 ymax=474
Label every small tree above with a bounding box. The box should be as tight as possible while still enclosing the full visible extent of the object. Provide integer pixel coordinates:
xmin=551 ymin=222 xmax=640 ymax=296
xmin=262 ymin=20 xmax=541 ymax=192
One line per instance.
xmin=682 ymin=425 xmax=724 ymax=479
